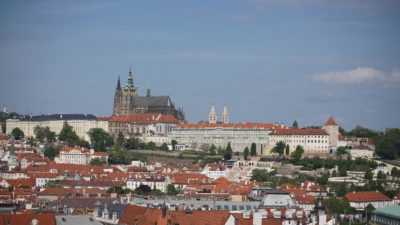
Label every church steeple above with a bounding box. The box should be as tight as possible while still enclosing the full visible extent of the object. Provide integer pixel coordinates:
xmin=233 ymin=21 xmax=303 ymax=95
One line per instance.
xmin=146 ymin=80 xmax=151 ymax=97
xmin=116 ymin=76 xmax=121 ymax=90
xmin=209 ymin=104 xmax=217 ymax=124
xmin=222 ymin=104 xmax=229 ymax=124
xmin=125 ymin=67 xmax=134 ymax=91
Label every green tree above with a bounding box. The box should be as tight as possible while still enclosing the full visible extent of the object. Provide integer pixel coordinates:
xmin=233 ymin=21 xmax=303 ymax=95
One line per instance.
xmin=285 ymin=144 xmax=290 ymax=156
xmin=58 ymin=122 xmax=80 ymax=146
xmin=364 ymin=169 xmax=373 ymax=179
xmin=44 ymin=146 xmax=60 ymax=160
xmin=90 ymin=158 xmax=106 ymax=165
xmin=116 ymin=132 xmax=125 ymax=148
xmin=292 ymin=120 xmax=298 ymax=128
xmin=171 ymin=139 xmax=178 ymax=150
xmin=272 ymin=141 xmax=286 ymax=156
xmin=224 ymin=142 xmax=233 ymax=160
xmin=217 ymin=146 xmax=225 ymax=156
xmin=144 ymin=141 xmax=157 ymax=150
xmin=291 ymin=145 xmax=304 ymax=162
xmin=391 ymin=167 xmax=399 ymax=177
xmin=167 ymin=184 xmax=178 ymax=195
xmin=209 ymin=144 xmax=217 ymax=155
xmin=34 ymin=126 xmax=56 ymax=143
xmin=125 ymin=137 xmax=140 ymax=149
xmin=244 ymin=147 xmax=250 ymax=160
xmin=45 ymin=180 xmax=61 ymax=188
xmin=251 ymin=169 xmax=276 ymax=182
xmin=11 ymin=127 xmax=24 ymax=140
xmin=250 ymin=143 xmax=257 ymax=156
xmin=107 ymin=186 xmax=130 ymax=194
xmin=335 ymin=182 xmax=347 ymax=197
xmin=88 ymin=128 xmax=113 ymax=152
xmin=324 ymin=197 xmax=356 ymax=214
xmin=336 ymin=146 xmax=347 ymax=156
xmin=159 ymin=143 xmax=169 ymax=151
xmin=375 ymin=128 xmax=400 ymax=159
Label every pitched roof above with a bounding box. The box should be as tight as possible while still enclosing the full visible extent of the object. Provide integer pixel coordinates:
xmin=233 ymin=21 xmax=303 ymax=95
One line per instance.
xmin=133 ymin=96 xmax=172 ymax=108
xmin=325 ymin=116 xmax=338 ymax=126
xmin=0 ymin=213 xmax=56 ymax=225
xmin=177 ymin=123 xmax=284 ymax=129
xmin=103 ymin=113 xmax=178 ymax=124
xmin=345 ymin=191 xmax=391 ymax=202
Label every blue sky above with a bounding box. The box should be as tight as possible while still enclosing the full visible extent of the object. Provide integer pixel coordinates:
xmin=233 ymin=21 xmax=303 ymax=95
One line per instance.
xmin=1 ymin=0 xmax=399 ymax=130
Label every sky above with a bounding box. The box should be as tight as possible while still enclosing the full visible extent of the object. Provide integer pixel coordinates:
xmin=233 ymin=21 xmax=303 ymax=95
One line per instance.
xmin=0 ymin=0 xmax=399 ymax=131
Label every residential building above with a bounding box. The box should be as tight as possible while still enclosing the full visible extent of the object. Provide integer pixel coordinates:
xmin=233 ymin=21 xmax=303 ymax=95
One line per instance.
xmin=126 ymin=176 xmax=171 ymax=192
xmin=345 ymin=191 xmax=393 ymax=210
xmin=267 ymin=128 xmax=330 ymax=155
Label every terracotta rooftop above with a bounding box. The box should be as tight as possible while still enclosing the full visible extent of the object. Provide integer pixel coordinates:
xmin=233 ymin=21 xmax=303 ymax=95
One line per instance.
xmin=325 ymin=116 xmax=338 ymax=126
xmin=177 ymin=123 xmax=286 ymax=129
xmin=345 ymin=191 xmax=391 ymax=202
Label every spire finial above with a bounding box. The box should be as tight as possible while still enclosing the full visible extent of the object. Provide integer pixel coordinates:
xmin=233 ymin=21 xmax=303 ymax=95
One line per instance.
xmin=146 ymin=79 xmax=151 ymax=97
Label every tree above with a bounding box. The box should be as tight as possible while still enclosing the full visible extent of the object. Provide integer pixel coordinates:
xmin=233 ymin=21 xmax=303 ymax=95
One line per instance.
xmin=336 ymin=146 xmax=347 ymax=156
xmin=291 ymin=145 xmax=304 ymax=162
xmin=125 ymin=137 xmax=140 ymax=149
xmin=285 ymin=144 xmax=290 ymax=156
xmin=34 ymin=126 xmax=56 ymax=143
xmin=107 ymin=186 xmax=130 ymax=194
xmin=335 ymin=182 xmax=347 ymax=197
xmin=250 ymin=143 xmax=257 ymax=156
xmin=134 ymin=184 xmax=152 ymax=195
xmin=116 ymin=132 xmax=125 ymax=148
xmin=144 ymin=141 xmax=157 ymax=150
xmin=88 ymin=128 xmax=113 ymax=152
xmin=159 ymin=143 xmax=169 ymax=151
xmin=364 ymin=169 xmax=373 ymax=180
xmin=58 ymin=122 xmax=80 ymax=147
xmin=244 ymin=147 xmax=250 ymax=160
xmin=224 ymin=142 xmax=233 ymax=160
xmin=44 ymin=146 xmax=60 ymax=160
xmin=167 ymin=184 xmax=178 ymax=195
xmin=251 ymin=169 xmax=276 ymax=182
xmin=45 ymin=180 xmax=61 ymax=188
xmin=324 ymin=197 xmax=356 ymax=214
xmin=272 ymin=141 xmax=285 ymax=156
xmin=11 ymin=127 xmax=24 ymax=140
xmin=171 ymin=139 xmax=178 ymax=150
xmin=391 ymin=167 xmax=399 ymax=177
xmin=375 ymin=128 xmax=400 ymax=159
xmin=209 ymin=144 xmax=217 ymax=155
xmin=292 ymin=120 xmax=298 ymax=128
xmin=90 ymin=158 xmax=106 ymax=165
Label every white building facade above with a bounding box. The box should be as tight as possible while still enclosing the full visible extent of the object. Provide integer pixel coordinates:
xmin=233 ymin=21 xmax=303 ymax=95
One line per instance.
xmin=6 ymin=114 xmax=108 ymax=142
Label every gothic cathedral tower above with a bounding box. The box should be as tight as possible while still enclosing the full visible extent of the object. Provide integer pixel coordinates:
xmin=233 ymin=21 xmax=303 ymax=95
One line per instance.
xmin=113 ymin=68 xmax=138 ymax=116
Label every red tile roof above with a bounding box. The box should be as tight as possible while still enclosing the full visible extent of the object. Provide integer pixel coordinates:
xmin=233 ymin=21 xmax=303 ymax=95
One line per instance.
xmin=101 ymin=113 xmax=178 ymax=124
xmin=325 ymin=116 xmax=338 ymax=126
xmin=0 ymin=213 xmax=56 ymax=225
xmin=345 ymin=191 xmax=391 ymax=202
xmin=177 ymin=123 xmax=286 ymax=129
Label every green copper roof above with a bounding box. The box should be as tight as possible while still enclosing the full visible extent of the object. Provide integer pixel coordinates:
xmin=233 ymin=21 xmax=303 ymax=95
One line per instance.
xmin=373 ymin=204 xmax=400 ymax=219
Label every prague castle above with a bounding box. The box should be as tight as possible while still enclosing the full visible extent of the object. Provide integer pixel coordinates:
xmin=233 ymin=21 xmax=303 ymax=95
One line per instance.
xmin=112 ymin=68 xmax=185 ymax=121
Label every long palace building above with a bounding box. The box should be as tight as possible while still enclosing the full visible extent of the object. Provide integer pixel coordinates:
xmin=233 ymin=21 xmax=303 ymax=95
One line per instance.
xmin=170 ymin=104 xmax=286 ymax=154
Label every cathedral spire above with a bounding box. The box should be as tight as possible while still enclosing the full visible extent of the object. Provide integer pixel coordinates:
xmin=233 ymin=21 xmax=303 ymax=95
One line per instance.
xmin=125 ymin=67 xmax=134 ymax=91
xmin=222 ymin=104 xmax=229 ymax=124
xmin=209 ymin=104 xmax=217 ymax=124
xmin=146 ymin=80 xmax=151 ymax=97
xmin=116 ymin=76 xmax=121 ymax=90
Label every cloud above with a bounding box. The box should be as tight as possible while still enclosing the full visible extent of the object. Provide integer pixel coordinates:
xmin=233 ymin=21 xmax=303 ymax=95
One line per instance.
xmin=312 ymin=67 xmax=400 ymax=87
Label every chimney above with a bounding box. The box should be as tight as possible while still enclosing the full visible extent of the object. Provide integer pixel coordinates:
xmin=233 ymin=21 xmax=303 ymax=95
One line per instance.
xmin=253 ymin=212 xmax=262 ymax=225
